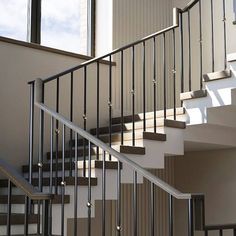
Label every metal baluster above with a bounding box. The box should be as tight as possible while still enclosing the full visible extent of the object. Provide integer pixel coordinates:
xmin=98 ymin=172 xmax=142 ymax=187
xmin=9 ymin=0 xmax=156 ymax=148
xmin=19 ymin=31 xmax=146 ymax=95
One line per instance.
xmin=219 ymin=229 xmax=223 ymax=236
xmin=188 ymin=10 xmax=192 ymax=91
xmin=169 ymin=194 xmax=173 ymax=236
xmin=188 ymin=199 xmax=194 ymax=236
xmin=205 ymin=230 xmax=208 ymax=236
xmin=102 ymin=151 xmax=106 ymax=236
xmin=153 ymin=37 xmax=157 ymax=133
xmin=150 ymin=183 xmax=155 ymax=236
xmin=109 ymin=56 xmax=112 ymax=160
xmin=163 ymin=33 xmax=167 ymax=119
xmin=55 ymin=77 xmax=60 ymax=194
xmin=24 ymin=196 xmax=29 ymax=236
xmin=74 ymin=133 xmax=78 ymax=236
xmin=97 ymin=62 xmax=100 ymax=160
xmin=133 ymin=170 xmax=138 ymax=236
xmin=50 ymin=117 xmax=54 ymax=194
xmin=222 ymin=0 xmax=227 ymax=70
xmin=38 ymin=82 xmax=44 ymax=234
xmin=172 ymin=29 xmax=177 ymax=120
xmin=49 ymin=116 xmax=54 ymax=235
xmin=42 ymin=200 xmax=49 ymax=236
xmin=61 ymin=124 xmax=66 ymax=236
xmin=87 ymin=141 xmax=92 ymax=236
xmin=132 ymin=46 xmax=135 ymax=146
xmin=121 ymin=51 xmax=124 ymax=145
xmin=199 ymin=0 xmax=203 ymax=89
xmin=116 ymin=160 xmax=122 ymax=236
xmin=69 ymin=72 xmax=74 ymax=176
xmin=7 ymin=180 xmax=12 ymax=236
xmin=143 ymin=42 xmax=146 ymax=132
xmin=210 ymin=0 xmax=215 ymax=72
xmin=83 ymin=66 xmax=87 ymax=177
xmin=233 ymin=229 xmax=236 ymax=236
xmin=28 ymin=82 xmax=34 ymax=185
xmin=180 ymin=13 xmax=184 ymax=94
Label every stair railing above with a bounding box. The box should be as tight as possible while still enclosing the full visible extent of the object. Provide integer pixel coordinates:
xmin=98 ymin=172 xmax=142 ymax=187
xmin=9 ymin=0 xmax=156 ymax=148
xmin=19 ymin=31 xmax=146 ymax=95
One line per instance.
xmin=33 ymin=77 xmax=194 ymax=236
xmin=28 ymin=0 xmax=230 ymax=183
xmin=0 ymin=158 xmax=52 ymax=236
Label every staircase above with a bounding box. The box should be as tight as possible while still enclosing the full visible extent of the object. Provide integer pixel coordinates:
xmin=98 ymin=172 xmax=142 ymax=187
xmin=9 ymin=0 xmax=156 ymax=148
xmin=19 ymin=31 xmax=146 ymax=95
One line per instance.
xmin=1 ymin=0 xmax=236 ymax=235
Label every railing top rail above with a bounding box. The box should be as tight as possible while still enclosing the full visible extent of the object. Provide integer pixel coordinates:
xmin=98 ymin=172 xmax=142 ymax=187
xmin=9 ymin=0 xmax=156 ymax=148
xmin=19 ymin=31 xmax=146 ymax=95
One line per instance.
xmin=181 ymin=0 xmax=199 ymax=12
xmin=0 ymin=158 xmax=52 ymax=200
xmin=35 ymin=100 xmax=192 ymax=200
xmin=42 ymin=23 xmax=179 ymax=84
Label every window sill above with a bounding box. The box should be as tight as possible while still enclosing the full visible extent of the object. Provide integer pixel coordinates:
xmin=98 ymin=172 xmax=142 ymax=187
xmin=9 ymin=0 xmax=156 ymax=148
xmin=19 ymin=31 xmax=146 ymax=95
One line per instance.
xmin=0 ymin=36 xmax=115 ymax=66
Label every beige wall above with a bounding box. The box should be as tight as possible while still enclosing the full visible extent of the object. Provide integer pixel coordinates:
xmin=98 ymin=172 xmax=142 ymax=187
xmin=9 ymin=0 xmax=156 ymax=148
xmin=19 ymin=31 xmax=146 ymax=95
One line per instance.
xmin=174 ymin=148 xmax=236 ymax=236
xmin=0 ymin=41 xmax=111 ymax=169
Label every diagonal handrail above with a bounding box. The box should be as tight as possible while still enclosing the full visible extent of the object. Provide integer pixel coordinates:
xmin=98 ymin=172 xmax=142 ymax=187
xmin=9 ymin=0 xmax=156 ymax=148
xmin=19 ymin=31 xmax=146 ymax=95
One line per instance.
xmin=0 ymin=158 xmax=52 ymax=200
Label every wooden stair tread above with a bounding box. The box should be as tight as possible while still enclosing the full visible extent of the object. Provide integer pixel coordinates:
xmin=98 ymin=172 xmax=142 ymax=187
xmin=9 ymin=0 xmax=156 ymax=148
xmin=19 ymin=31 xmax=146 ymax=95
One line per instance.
xmin=22 ymin=160 xmax=120 ymax=173
xmin=90 ymin=118 xmax=186 ymax=135
xmin=0 ymin=177 xmax=97 ymax=188
xmin=111 ymin=107 xmax=185 ymax=125
xmin=203 ymin=70 xmax=231 ymax=82
xmin=120 ymin=146 xmax=145 ymax=155
xmin=180 ymin=90 xmax=207 ymax=101
xmin=143 ymin=132 xmax=167 ymax=141
xmin=0 ymin=194 xmax=70 ymax=204
xmin=0 ymin=213 xmax=38 ymax=225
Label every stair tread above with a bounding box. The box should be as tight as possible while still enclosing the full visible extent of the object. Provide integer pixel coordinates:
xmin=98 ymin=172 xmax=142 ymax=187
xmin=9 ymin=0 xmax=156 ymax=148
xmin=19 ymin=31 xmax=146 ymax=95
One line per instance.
xmin=22 ymin=160 xmax=120 ymax=173
xmin=111 ymin=107 xmax=185 ymax=125
xmin=180 ymin=89 xmax=207 ymax=101
xmin=143 ymin=132 xmax=167 ymax=141
xmin=0 ymin=213 xmax=38 ymax=225
xmin=0 ymin=194 xmax=70 ymax=204
xmin=120 ymin=145 xmax=145 ymax=155
xmin=203 ymin=69 xmax=231 ymax=82
xmin=0 ymin=177 xmax=97 ymax=188
xmin=90 ymin=118 xmax=186 ymax=135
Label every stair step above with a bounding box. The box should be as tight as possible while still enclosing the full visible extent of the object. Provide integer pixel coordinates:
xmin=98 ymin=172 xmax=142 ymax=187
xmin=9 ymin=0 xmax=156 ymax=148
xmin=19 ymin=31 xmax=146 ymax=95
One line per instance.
xmin=120 ymin=146 xmax=145 ymax=155
xmin=203 ymin=70 xmax=231 ymax=82
xmin=143 ymin=132 xmax=167 ymax=141
xmin=0 ymin=194 xmax=70 ymax=204
xmin=111 ymin=107 xmax=185 ymax=125
xmin=90 ymin=118 xmax=186 ymax=135
xmin=180 ymin=90 xmax=207 ymax=101
xmin=0 ymin=177 xmax=97 ymax=188
xmin=0 ymin=213 xmax=38 ymax=225
xmin=22 ymin=160 xmax=120 ymax=173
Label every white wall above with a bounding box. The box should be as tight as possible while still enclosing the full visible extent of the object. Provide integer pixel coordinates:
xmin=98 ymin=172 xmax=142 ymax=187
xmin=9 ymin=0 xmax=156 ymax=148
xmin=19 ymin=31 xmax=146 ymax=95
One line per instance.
xmin=174 ymin=149 xmax=236 ymax=236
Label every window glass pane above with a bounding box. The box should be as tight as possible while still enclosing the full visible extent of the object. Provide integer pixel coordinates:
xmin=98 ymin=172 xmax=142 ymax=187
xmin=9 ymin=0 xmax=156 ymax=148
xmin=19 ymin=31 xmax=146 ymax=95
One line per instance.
xmin=41 ymin=0 xmax=88 ymax=55
xmin=0 ymin=0 xmax=28 ymax=41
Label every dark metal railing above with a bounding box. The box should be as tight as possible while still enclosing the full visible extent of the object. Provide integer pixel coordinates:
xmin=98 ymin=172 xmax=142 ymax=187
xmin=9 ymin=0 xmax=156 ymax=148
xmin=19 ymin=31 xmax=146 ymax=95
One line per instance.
xmin=0 ymin=158 xmax=51 ymax=236
xmin=24 ymin=0 xmax=233 ymax=234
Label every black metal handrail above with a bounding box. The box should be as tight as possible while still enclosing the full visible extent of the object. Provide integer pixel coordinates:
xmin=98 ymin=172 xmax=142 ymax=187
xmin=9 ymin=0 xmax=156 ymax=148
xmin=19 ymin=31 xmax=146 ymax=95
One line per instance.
xmin=0 ymin=158 xmax=51 ymax=235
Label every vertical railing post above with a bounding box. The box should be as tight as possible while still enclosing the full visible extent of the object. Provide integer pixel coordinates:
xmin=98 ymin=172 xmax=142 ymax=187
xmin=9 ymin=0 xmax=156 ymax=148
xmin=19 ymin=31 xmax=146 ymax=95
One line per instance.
xmin=188 ymin=9 xmax=192 ymax=91
xmin=35 ymin=78 xmax=44 ymax=235
xmin=210 ymin=0 xmax=215 ymax=72
xmin=120 ymin=51 xmax=124 ymax=146
xmin=188 ymin=199 xmax=194 ymax=236
xmin=142 ymin=42 xmax=146 ymax=132
xmin=7 ymin=180 xmax=12 ymax=236
xmin=116 ymin=160 xmax=122 ymax=236
xmin=163 ymin=33 xmax=167 ymax=119
xmin=179 ymin=13 xmax=184 ymax=94
xmin=83 ymin=67 xmax=87 ymax=177
xmin=74 ymin=133 xmax=78 ymax=236
xmin=131 ymin=46 xmax=136 ymax=146
xmin=102 ymin=151 xmax=106 ymax=236
xmin=222 ymin=0 xmax=227 ymax=70
xmin=199 ymin=0 xmax=203 ymax=90
xmin=109 ymin=56 xmax=112 ymax=160
xmin=169 ymin=194 xmax=173 ymax=236
xmin=172 ymin=29 xmax=177 ymax=120
xmin=28 ymin=81 xmax=35 ymax=184
xmin=133 ymin=171 xmax=138 ymax=236
xmin=96 ymin=62 xmax=100 ymax=160
xmin=69 ymin=72 xmax=74 ymax=176
xmin=153 ymin=37 xmax=157 ymax=132
xmin=87 ymin=141 xmax=92 ymax=236
xmin=150 ymin=183 xmax=155 ymax=236
xmin=42 ymin=200 xmax=50 ymax=236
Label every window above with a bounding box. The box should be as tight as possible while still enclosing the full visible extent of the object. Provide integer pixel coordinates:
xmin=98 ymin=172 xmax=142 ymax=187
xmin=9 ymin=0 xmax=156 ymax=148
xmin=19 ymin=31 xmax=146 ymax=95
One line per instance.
xmin=0 ymin=0 xmax=29 ymax=41
xmin=0 ymin=0 xmax=94 ymax=56
xmin=41 ymin=0 xmax=89 ymax=55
